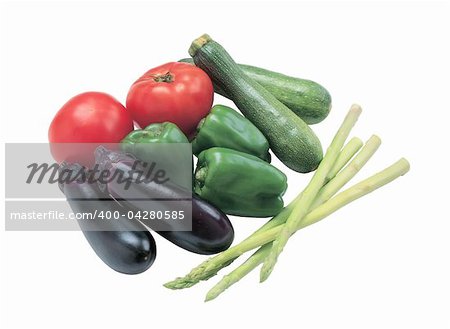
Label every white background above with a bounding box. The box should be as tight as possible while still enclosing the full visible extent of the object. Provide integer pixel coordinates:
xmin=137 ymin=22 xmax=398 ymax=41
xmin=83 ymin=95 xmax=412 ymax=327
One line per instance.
xmin=1 ymin=1 xmax=449 ymax=328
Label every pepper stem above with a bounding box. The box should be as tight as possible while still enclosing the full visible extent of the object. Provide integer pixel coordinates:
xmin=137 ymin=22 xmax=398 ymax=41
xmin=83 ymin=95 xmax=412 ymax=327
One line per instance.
xmin=196 ymin=117 xmax=206 ymax=133
xmin=144 ymin=123 xmax=166 ymax=138
xmin=194 ymin=166 xmax=208 ymax=188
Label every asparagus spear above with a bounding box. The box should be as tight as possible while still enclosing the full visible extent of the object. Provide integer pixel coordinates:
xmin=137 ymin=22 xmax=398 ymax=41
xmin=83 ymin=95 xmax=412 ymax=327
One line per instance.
xmin=261 ymin=105 xmax=363 ymax=282
xmin=165 ymin=137 xmax=363 ymax=290
xmin=205 ymin=244 xmax=270 ymax=302
xmin=254 ymin=136 xmax=364 ymax=234
xmin=204 ymin=135 xmax=381 ymax=300
xmin=311 ymin=135 xmax=381 ymax=209
xmin=165 ymin=158 xmax=410 ymax=290
xmin=326 ymin=137 xmax=363 ymax=182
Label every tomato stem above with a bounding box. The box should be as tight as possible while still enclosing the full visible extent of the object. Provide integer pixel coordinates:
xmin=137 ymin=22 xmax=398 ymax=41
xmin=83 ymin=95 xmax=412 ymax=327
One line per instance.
xmin=153 ymin=72 xmax=174 ymax=83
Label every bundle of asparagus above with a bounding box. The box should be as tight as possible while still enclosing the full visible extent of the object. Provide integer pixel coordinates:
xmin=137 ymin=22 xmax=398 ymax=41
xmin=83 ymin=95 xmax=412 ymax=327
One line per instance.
xmin=165 ymin=104 xmax=410 ymax=301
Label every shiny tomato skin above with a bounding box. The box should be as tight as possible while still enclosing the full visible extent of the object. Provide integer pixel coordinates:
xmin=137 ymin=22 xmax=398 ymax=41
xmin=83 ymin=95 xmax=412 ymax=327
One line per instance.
xmin=48 ymin=91 xmax=134 ymax=165
xmin=126 ymin=62 xmax=214 ymax=135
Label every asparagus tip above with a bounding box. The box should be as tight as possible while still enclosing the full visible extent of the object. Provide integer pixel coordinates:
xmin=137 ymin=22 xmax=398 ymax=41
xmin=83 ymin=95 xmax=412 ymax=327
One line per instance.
xmin=204 ymin=291 xmax=217 ymax=302
xmin=163 ymin=278 xmax=192 ymax=290
xmin=163 ymin=281 xmax=178 ymax=289
xmin=259 ymin=259 xmax=275 ymax=283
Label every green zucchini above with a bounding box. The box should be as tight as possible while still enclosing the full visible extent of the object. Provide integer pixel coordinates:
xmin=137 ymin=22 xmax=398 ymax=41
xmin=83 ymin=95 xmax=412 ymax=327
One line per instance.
xmin=180 ymin=58 xmax=331 ymax=125
xmin=188 ymin=34 xmax=323 ymax=173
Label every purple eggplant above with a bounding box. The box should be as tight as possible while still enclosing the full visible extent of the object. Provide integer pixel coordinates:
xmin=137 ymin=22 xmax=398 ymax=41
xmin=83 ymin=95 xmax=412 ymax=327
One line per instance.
xmin=59 ymin=163 xmax=156 ymax=274
xmin=95 ymin=147 xmax=234 ymax=254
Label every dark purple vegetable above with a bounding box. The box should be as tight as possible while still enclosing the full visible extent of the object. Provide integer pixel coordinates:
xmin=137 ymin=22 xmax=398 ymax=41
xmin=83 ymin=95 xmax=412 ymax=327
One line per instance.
xmin=95 ymin=147 xmax=234 ymax=254
xmin=154 ymin=193 xmax=234 ymax=254
xmin=59 ymin=163 xmax=157 ymax=275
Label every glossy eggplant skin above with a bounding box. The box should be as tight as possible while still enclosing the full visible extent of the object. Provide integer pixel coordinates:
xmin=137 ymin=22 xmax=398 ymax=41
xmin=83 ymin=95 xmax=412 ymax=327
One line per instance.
xmin=95 ymin=147 xmax=234 ymax=255
xmin=140 ymin=193 xmax=234 ymax=255
xmin=60 ymin=164 xmax=157 ymax=274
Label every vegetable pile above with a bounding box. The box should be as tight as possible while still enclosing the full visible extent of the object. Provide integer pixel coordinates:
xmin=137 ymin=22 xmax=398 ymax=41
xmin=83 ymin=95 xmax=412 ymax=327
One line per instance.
xmin=48 ymin=33 xmax=409 ymax=300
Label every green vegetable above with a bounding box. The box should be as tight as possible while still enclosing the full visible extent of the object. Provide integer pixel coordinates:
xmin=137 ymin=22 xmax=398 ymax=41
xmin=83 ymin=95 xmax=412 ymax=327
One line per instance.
xmin=121 ymin=122 xmax=189 ymax=146
xmin=165 ymin=157 xmax=409 ymax=293
xmin=180 ymin=58 xmax=332 ymax=125
xmin=261 ymin=105 xmax=362 ymax=281
xmin=194 ymin=147 xmax=287 ymax=217
xmin=188 ymin=34 xmax=323 ymax=173
xmin=120 ymin=122 xmax=191 ymax=188
xmin=204 ymin=137 xmax=390 ymax=301
xmin=192 ymin=104 xmax=271 ymax=161
xmin=325 ymin=137 xmax=363 ymax=183
xmin=164 ymin=105 xmax=410 ymax=301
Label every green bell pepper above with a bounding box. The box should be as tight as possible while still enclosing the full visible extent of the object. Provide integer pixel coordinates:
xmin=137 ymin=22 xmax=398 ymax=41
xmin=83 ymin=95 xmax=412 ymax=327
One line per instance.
xmin=121 ymin=122 xmax=189 ymax=146
xmin=191 ymin=105 xmax=271 ymax=162
xmin=120 ymin=122 xmax=192 ymax=189
xmin=194 ymin=147 xmax=287 ymax=217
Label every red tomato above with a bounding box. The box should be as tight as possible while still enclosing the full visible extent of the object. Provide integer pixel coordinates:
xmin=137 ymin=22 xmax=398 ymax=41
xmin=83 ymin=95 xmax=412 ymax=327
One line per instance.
xmin=48 ymin=92 xmax=134 ymax=166
xmin=126 ymin=62 xmax=214 ymax=135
